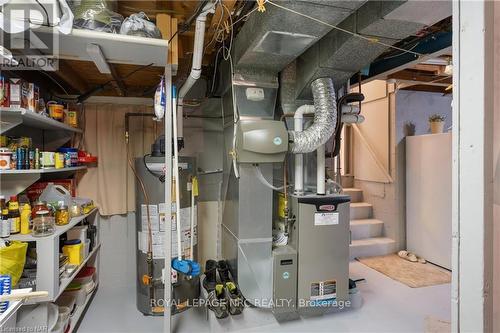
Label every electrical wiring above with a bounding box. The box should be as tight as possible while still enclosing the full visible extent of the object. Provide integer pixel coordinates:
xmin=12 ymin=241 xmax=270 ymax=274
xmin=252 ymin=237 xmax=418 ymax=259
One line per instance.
xmin=265 ymin=0 xmax=424 ymax=58
xmin=37 ymin=70 xmax=70 ymax=95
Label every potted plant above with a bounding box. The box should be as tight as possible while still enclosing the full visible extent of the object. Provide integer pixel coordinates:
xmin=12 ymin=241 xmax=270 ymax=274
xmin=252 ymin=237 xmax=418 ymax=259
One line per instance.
xmin=428 ymin=114 xmax=446 ymax=134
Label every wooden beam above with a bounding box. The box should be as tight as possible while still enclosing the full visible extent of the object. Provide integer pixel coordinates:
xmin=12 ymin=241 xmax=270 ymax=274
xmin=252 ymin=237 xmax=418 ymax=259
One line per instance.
xmin=55 ymin=60 xmax=90 ymax=94
xmin=157 ymin=13 xmax=172 ymax=63
xmin=389 ymin=70 xmax=452 ymax=85
xmin=108 ymin=63 xmax=127 ymax=97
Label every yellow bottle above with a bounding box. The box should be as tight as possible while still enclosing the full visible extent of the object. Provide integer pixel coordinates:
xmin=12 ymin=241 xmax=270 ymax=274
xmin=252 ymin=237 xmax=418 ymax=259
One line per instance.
xmin=20 ymin=203 xmax=31 ymax=234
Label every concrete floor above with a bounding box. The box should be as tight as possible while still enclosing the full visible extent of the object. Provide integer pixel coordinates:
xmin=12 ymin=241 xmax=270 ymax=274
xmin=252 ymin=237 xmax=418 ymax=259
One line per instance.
xmin=78 ymin=261 xmax=451 ymax=333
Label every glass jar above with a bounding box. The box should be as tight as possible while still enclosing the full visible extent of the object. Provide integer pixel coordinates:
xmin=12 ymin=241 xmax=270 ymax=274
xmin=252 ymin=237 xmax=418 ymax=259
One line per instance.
xmin=55 ymin=205 xmax=69 ymax=226
xmin=69 ymin=203 xmax=81 ymax=218
xmin=32 ymin=210 xmax=55 ymax=237
xmin=31 ymin=201 xmax=48 ymax=219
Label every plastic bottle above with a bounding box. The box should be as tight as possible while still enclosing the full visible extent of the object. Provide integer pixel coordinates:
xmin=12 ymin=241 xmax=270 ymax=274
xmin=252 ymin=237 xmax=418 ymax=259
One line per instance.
xmin=8 ymin=195 xmax=20 ymax=234
xmin=20 ymin=203 xmax=31 ymax=234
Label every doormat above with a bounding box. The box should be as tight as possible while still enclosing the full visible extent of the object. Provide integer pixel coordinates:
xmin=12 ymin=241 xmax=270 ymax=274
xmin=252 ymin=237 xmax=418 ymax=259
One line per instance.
xmin=357 ymin=254 xmax=451 ymax=288
xmin=424 ymin=316 xmax=451 ymax=333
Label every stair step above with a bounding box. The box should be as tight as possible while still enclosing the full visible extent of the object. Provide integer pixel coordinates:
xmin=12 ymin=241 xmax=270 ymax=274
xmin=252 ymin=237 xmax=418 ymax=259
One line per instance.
xmin=341 ymin=174 xmax=354 ymax=188
xmin=350 ymin=202 xmax=373 ymax=219
xmin=350 ymin=219 xmax=384 ymax=240
xmin=349 ymin=237 xmax=397 ymax=260
xmin=343 ymin=188 xmax=363 ymax=203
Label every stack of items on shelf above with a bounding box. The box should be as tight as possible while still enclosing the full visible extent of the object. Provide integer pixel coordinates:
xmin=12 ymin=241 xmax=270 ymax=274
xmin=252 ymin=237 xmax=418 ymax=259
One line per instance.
xmin=71 ymin=0 xmax=161 ymax=38
xmin=0 ymin=136 xmax=81 ymax=171
xmin=0 ymin=76 xmax=79 ymax=128
xmin=55 ymin=266 xmax=97 ymax=332
xmin=0 ymin=182 xmax=95 ymax=238
xmin=17 ymin=247 xmax=36 ymax=289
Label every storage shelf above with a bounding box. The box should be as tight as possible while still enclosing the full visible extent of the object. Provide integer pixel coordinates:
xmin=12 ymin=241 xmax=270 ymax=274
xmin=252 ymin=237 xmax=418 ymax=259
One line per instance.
xmin=0 ymin=107 xmax=83 ymax=134
xmin=68 ymin=284 xmax=98 ymax=333
xmin=7 ymin=208 xmax=98 ymax=242
xmin=8 ymin=27 xmax=169 ymax=67
xmin=57 ymin=243 xmax=101 ymax=300
xmin=0 ymin=166 xmax=86 ymax=175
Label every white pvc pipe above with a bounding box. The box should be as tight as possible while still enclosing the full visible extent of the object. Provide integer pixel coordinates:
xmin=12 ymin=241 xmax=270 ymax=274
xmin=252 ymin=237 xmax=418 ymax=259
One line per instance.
xmin=172 ymin=91 xmax=182 ymax=260
xmin=177 ymin=3 xmax=214 ymax=141
xmin=293 ymin=105 xmax=315 ymax=194
xmin=317 ymin=144 xmax=325 ymax=195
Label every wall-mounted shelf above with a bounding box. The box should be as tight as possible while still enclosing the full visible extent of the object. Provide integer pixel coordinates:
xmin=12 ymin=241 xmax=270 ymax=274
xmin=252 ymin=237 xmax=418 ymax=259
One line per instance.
xmin=0 ymin=107 xmax=82 ymax=135
xmin=21 ymin=209 xmax=100 ymax=303
xmin=7 ymin=27 xmax=169 ymax=67
xmin=7 ymin=208 xmax=97 ymax=242
xmin=0 ymin=166 xmax=86 ymax=175
xmin=57 ymin=243 xmax=101 ymax=300
xmin=0 ymin=166 xmax=86 ymax=199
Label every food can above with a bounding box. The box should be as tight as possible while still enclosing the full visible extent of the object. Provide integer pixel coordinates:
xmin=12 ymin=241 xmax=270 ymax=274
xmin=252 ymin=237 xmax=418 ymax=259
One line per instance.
xmin=66 ymin=110 xmax=78 ymax=128
xmin=0 ymin=148 xmax=12 ymax=170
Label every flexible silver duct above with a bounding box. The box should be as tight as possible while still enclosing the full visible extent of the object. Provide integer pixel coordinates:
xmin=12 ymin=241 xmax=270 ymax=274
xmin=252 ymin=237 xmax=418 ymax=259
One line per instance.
xmin=289 ymin=77 xmax=337 ymax=153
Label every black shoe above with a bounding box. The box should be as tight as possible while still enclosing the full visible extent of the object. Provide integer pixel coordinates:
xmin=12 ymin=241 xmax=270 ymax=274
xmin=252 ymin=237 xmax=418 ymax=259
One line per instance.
xmin=203 ymin=260 xmax=228 ymax=319
xmin=217 ymin=260 xmax=244 ymax=315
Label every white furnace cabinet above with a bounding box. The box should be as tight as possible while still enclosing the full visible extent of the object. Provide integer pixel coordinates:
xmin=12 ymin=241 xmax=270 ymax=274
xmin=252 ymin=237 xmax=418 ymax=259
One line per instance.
xmin=406 ymin=133 xmax=452 ymax=269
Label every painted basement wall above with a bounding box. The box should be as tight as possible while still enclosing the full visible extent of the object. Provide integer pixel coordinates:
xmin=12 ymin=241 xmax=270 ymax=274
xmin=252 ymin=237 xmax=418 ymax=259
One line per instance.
xmin=493 ymin=2 xmax=500 ymax=330
xmin=351 ymin=81 xmax=452 ymax=251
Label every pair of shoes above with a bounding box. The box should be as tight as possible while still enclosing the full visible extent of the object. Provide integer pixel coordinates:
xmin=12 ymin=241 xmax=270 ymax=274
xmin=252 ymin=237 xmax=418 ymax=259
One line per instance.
xmin=398 ymin=250 xmax=427 ymax=264
xmin=203 ymin=260 xmax=229 ymax=319
xmin=203 ymin=260 xmax=245 ymax=318
xmin=217 ymin=260 xmax=244 ymax=315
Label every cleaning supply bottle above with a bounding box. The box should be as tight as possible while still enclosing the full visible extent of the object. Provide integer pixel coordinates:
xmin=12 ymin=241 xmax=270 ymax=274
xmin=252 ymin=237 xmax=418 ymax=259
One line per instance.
xmin=20 ymin=203 xmax=31 ymax=234
xmin=8 ymin=196 xmax=20 ymax=234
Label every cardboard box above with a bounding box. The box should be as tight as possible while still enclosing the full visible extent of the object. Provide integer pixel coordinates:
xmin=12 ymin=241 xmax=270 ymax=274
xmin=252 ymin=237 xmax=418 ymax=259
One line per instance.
xmin=9 ymin=78 xmax=22 ymax=107
xmin=20 ymin=80 xmax=30 ymax=110
xmin=28 ymin=83 xmax=39 ymax=112
xmin=0 ymin=76 xmax=9 ymax=107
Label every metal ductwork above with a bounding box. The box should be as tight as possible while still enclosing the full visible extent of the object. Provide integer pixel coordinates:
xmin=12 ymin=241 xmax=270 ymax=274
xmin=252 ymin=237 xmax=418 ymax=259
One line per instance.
xmin=289 ymin=77 xmax=336 ymax=154
xmin=232 ymin=0 xmax=367 ymax=73
xmin=295 ymin=0 xmax=451 ymax=98
xmin=232 ymin=0 xmax=451 ymax=101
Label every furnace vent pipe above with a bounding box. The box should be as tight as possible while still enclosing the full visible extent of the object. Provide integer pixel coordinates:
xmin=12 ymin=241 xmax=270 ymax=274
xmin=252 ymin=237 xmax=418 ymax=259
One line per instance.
xmin=293 ymin=105 xmax=314 ymax=194
xmin=177 ymin=2 xmax=215 ymax=141
xmin=289 ymin=78 xmax=337 ymax=154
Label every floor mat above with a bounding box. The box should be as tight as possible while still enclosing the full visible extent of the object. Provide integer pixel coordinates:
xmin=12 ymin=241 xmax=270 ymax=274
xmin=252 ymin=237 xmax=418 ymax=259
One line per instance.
xmin=424 ymin=316 xmax=451 ymax=333
xmin=357 ymin=254 xmax=451 ymax=288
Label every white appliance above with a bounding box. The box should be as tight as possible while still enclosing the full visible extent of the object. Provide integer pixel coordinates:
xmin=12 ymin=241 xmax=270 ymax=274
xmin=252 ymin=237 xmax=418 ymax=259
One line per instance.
xmin=406 ymin=133 xmax=452 ymax=269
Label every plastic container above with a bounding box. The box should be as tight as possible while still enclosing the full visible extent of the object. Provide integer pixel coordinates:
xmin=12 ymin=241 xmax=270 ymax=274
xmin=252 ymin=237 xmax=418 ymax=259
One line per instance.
xmin=62 ymin=240 xmax=83 ymax=265
xmin=58 ymin=148 xmax=78 ymax=167
xmin=32 ymin=212 xmax=55 ymax=237
xmin=84 ymin=239 xmax=90 ymax=258
xmin=0 ymin=275 xmax=11 ymax=314
xmin=74 ymin=266 xmax=95 ymax=285
xmin=47 ymin=102 xmax=64 ymax=121
xmin=39 ymin=183 xmax=73 ymax=208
